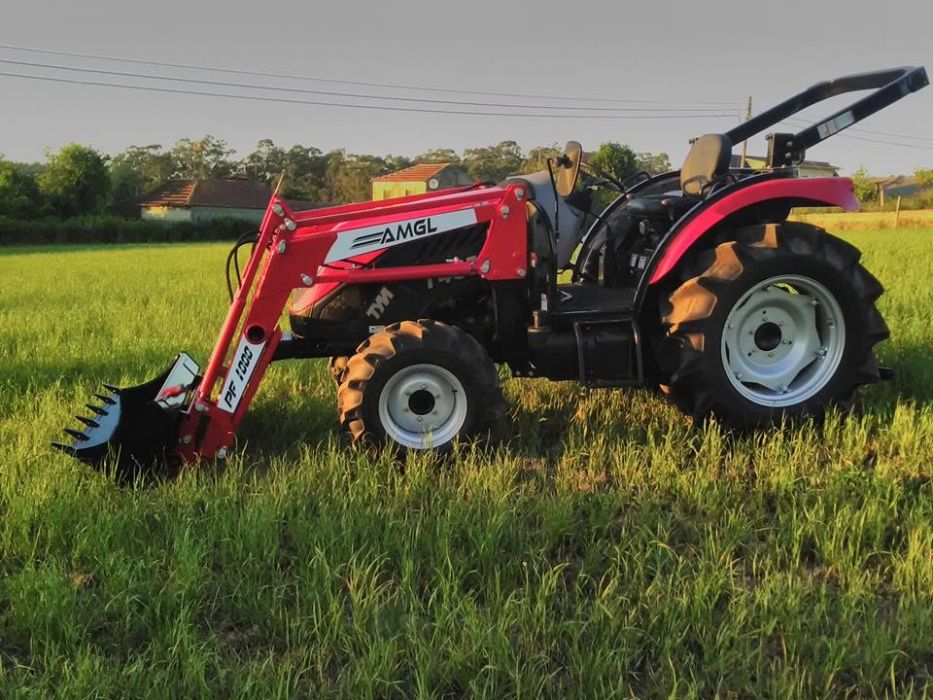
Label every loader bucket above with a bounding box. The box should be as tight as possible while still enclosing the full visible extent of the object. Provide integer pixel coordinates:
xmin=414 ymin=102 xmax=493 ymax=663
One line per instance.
xmin=54 ymin=353 xmax=200 ymax=479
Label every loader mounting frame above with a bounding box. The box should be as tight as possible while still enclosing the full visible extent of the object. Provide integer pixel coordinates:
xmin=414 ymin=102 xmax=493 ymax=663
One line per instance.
xmin=177 ymin=185 xmax=529 ymax=461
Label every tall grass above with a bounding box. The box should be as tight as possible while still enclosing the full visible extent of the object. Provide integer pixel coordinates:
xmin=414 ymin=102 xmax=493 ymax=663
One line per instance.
xmin=0 ymin=230 xmax=930 ymax=697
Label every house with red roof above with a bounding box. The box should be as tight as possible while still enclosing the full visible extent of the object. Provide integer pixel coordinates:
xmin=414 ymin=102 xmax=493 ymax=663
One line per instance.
xmin=371 ymin=163 xmax=473 ymax=201
xmin=138 ymin=178 xmax=274 ymax=224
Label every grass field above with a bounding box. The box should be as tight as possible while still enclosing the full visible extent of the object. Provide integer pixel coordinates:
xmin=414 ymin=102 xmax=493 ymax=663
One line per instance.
xmin=791 ymin=208 xmax=933 ymax=231
xmin=1 ymin=229 xmax=931 ymax=698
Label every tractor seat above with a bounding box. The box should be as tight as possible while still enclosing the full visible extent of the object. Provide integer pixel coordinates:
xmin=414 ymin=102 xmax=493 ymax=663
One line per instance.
xmin=624 ymin=133 xmax=733 ymax=220
xmin=626 ymin=194 xmax=699 ymax=222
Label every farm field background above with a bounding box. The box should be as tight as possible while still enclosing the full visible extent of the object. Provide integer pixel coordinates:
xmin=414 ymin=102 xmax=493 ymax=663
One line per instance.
xmin=0 ymin=229 xmax=931 ymax=697
xmin=791 ymin=208 xmax=933 ymax=231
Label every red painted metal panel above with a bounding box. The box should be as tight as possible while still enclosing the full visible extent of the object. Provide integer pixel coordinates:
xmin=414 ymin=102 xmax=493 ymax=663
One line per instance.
xmin=648 ymin=177 xmax=859 ymax=284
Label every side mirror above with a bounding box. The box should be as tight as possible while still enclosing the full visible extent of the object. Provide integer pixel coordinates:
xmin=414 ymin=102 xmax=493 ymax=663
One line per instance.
xmin=556 ymin=141 xmax=583 ymax=197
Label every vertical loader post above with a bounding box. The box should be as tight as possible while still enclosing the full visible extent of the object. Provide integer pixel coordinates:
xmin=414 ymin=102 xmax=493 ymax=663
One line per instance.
xmin=175 ymin=197 xmax=333 ymax=461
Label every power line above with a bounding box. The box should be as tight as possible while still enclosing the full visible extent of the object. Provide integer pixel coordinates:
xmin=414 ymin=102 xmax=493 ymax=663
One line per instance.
xmin=783 ymin=116 xmax=933 ymax=147
xmin=821 ymin=132 xmax=933 ymax=150
xmin=0 ymin=57 xmax=736 ymax=114
xmin=0 ymin=70 xmax=739 ymax=120
xmin=838 ymin=125 xmax=933 ymax=143
xmin=0 ymin=42 xmax=740 ymax=107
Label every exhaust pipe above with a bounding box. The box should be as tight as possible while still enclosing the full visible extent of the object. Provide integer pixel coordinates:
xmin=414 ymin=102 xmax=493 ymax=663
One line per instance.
xmin=54 ymin=353 xmax=200 ymax=479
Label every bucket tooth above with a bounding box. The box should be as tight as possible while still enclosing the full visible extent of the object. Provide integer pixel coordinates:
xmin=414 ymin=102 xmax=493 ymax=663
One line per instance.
xmin=76 ymin=416 xmax=100 ymax=428
xmin=86 ymin=404 xmax=107 ymax=416
xmin=64 ymin=428 xmax=89 ymax=442
xmin=102 ymin=383 xmax=120 ymax=392
xmin=51 ymin=441 xmax=77 ymax=456
xmin=95 ymin=393 xmax=117 ymax=406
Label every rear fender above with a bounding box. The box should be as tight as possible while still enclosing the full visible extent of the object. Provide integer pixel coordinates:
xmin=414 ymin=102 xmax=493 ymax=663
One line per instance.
xmin=645 ymin=177 xmax=858 ymax=287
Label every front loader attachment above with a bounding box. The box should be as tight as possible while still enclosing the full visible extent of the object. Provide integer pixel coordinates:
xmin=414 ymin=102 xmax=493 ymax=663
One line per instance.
xmin=54 ymin=184 xmax=524 ymax=476
xmin=55 ymin=353 xmax=200 ymax=479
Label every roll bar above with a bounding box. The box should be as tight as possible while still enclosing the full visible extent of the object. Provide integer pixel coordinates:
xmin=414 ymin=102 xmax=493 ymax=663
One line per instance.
xmin=725 ymin=66 xmax=928 ymax=167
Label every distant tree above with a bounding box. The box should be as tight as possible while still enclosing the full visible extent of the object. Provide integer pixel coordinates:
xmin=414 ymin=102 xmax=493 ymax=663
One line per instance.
xmin=588 ymin=142 xmax=638 ymax=184
xmin=635 ymin=151 xmax=672 ymax=176
xmin=851 ymin=165 xmax=877 ymax=203
xmin=521 ymin=145 xmax=562 ymax=173
xmin=384 ymin=154 xmax=414 ymax=172
xmin=109 ymin=145 xmax=175 ymax=213
xmin=414 ymin=148 xmax=460 ymax=165
xmin=0 ymin=158 xmax=42 ymax=218
xmin=323 ymin=149 xmax=347 ymax=202
xmin=463 ymin=140 xmax=523 ymax=182
xmin=915 ymin=167 xmax=933 ymax=189
xmin=39 ymin=144 xmax=110 ymax=217
xmin=240 ymin=140 xmax=329 ymax=200
xmin=283 ymin=145 xmax=329 ymax=201
xmin=325 ymin=151 xmax=390 ymax=203
xmin=240 ymin=139 xmax=285 ymax=183
xmin=169 ymin=136 xmax=235 ymax=180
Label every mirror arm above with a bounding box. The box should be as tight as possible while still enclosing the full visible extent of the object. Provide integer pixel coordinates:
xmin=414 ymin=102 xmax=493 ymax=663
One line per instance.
xmin=581 ymin=162 xmax=625 ymax=192
xmin=546 ymin=158 xmax=561 ymax=242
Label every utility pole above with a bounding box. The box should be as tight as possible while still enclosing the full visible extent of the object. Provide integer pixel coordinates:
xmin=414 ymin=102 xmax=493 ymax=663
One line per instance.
xmin=740 ymin=96 xmax=752 ymax=168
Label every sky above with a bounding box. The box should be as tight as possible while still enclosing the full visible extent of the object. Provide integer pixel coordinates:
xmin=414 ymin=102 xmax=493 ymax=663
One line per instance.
xmin=1 ymin=0 xmax=931 ymax=177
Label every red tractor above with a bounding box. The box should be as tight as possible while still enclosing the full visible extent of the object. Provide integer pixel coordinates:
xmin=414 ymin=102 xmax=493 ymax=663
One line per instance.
xmin=58 ymin=66 xmax=928 ymax=478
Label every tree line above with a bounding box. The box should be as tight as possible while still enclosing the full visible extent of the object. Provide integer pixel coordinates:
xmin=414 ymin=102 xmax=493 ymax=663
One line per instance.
xmin=0 ymin=136 xmax=671 ymax=220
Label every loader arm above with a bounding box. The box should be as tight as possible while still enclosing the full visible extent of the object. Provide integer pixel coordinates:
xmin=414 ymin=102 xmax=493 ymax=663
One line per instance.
xmin=178 ymin=187 xmax=528 ymax=463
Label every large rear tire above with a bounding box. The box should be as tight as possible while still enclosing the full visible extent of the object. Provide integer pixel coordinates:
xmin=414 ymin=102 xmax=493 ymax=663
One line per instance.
xmin=337 ymin=320 xmax=505 ymax=451
xmin=660 ymin=222 xmax=888 ymax=426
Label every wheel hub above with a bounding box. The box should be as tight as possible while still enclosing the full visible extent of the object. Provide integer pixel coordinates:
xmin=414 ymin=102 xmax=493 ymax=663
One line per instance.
xmin=407 ymin=389 xmax=436 ymax=415
xmin=753 ymin=321 xmax=782 ymax=351
xmin=721 ymin=276 xmax=845 ymax=407
xmin=378 ymin=364 xmax=468 ymax=448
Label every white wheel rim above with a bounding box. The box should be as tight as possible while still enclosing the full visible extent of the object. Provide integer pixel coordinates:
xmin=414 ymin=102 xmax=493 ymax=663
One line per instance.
xmin=377 ymin=363 xmax=468 ymax=449
xmin=720 ymin=274 xmax=846 ymax=408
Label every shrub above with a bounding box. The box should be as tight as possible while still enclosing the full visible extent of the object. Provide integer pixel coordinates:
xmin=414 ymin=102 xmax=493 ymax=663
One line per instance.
xmin=0 ymin=215 xmax=256 ymax=246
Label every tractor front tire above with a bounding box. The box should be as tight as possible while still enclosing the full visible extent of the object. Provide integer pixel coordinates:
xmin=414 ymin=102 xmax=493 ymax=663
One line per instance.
xmin=337 ymin=320 xmax=505 ymax=451
xmin=660 ymin=222 xmax=888 ymax=427
xmin=329 ymin=356 xmax=348 ymax=386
